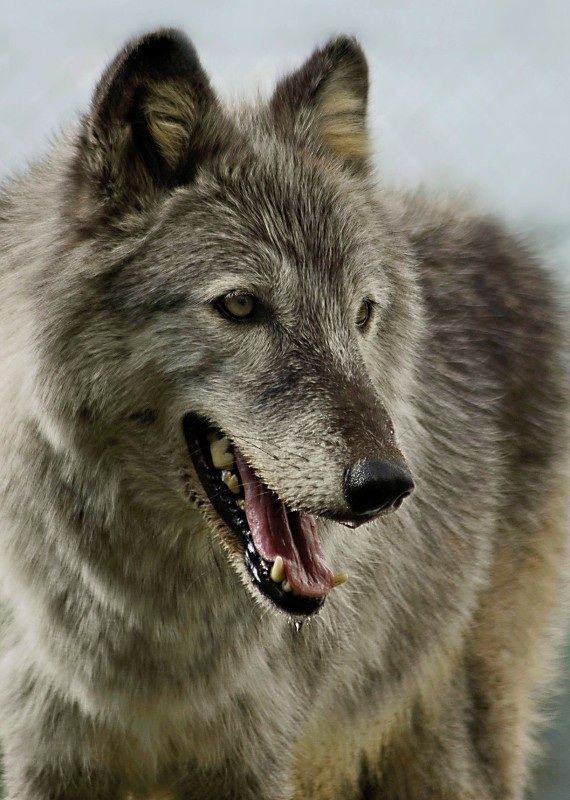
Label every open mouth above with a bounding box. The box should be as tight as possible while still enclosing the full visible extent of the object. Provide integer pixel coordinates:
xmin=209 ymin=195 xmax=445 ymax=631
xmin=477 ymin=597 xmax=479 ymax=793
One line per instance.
xmin=182 ymin=414 xmax=347 ymax=616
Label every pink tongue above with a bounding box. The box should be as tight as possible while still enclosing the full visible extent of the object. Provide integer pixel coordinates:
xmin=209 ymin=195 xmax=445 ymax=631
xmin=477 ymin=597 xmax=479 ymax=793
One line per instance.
xmin=234 ymin=451 xmax=333 ymax=598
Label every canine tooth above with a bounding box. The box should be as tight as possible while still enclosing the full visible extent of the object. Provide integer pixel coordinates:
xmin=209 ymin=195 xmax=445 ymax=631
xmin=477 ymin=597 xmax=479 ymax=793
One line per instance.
xmin=223 ymin=472 xmax=241 ymax=494
xmin=210 ymin=437 xmax=233 ymax=469
xmin=331 ymin=572 xmax=349 ymax=588
xmin=270 ymin=556 xmax=285 ymax=583
xmin=282 ymin=581 xmax=292 ymax=592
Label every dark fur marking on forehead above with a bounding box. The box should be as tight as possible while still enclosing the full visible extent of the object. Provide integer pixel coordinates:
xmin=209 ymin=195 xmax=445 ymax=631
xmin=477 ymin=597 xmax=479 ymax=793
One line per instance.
xmin=129 ymin=408 xmax=158 ymax=425
xmin=144 ymin=292 xmax=188 ymax=314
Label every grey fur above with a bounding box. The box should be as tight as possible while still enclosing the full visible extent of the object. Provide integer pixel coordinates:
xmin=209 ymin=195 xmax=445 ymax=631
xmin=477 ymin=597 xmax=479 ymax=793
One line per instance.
xmin=0 ymin=29 xmax=567 ymax=800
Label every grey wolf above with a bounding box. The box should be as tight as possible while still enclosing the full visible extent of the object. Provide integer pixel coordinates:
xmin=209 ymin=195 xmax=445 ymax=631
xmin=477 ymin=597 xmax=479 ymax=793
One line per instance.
xmin=0 ymin=28 xmax=567 ymax=800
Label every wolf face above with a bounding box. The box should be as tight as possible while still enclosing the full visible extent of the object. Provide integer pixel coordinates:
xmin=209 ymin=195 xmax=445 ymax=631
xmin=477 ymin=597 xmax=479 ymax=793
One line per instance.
xmin=36 ymin=30 xmax=419 ymax=616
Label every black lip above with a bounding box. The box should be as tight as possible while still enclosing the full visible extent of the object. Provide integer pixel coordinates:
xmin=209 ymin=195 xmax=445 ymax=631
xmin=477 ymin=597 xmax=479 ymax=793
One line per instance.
xmin=182 ymin=413 xmax=325 ymax=617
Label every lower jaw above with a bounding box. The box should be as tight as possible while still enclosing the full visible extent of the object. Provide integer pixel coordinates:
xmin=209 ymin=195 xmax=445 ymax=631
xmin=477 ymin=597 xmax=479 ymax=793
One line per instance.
xmin=182 ymin=414 xmax=326 ymax=617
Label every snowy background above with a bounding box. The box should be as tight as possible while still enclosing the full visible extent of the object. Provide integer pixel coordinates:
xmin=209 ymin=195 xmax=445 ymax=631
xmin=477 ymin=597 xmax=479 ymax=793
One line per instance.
xmin=1 ymin=1 xmax=569 ymax=796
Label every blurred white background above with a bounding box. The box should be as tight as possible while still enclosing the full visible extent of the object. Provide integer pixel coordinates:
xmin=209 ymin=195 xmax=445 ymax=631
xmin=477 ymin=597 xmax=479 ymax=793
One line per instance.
xmin=1 ymin=1 xmax=568 ymax=796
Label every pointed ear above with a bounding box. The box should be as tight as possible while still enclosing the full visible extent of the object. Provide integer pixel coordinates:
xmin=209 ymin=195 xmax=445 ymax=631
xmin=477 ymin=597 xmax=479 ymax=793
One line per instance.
xmin=270 ymin=36 xmax=370 ymax=174
xmin=78 ymin=29 xmax=221 ymax=214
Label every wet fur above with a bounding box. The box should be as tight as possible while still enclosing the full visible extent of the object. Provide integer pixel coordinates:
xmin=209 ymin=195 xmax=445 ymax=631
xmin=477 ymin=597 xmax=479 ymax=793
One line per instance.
xmin=0 ymin=29 xmax=568 ymax=800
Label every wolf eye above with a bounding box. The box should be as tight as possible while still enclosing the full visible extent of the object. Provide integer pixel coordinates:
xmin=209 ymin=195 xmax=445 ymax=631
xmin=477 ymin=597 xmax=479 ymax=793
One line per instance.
xmin=215 ymin=292 xmax=256 ymax=321
xmin=356 ymin=299 xmax=373 ymax=329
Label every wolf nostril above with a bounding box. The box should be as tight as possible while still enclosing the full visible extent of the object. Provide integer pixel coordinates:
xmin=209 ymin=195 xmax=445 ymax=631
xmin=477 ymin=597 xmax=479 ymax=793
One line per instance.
xmin=343 ymin=457 xmax=414 ymax=517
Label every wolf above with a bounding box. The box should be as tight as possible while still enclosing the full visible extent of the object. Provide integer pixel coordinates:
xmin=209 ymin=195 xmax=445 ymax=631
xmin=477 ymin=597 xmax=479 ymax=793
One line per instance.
xmin=0 ymin=27 xmax=567 ymax=800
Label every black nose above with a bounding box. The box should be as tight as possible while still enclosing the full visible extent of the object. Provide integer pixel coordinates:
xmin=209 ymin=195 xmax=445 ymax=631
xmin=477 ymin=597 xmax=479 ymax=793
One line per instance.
xmin=344 ymin=457 xmax=414 ymax=517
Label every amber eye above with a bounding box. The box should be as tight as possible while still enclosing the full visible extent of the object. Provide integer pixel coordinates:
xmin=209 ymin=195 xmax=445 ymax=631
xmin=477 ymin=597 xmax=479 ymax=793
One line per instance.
xmin=216 ymin=292 xmax=256 ymax=321
xmin=356 ymin=299 xmax=373 ymax=329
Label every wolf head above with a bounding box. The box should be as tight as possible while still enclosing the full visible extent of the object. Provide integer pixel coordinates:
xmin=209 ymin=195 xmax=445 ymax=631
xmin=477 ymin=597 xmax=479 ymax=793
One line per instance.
xmin=37 ymin=30 xmax=422 ymax=615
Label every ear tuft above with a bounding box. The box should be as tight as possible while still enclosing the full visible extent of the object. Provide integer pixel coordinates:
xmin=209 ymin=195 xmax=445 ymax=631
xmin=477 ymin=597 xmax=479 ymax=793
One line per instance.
xmin=317 ymin=40 xmax=368 ymax=165
xmin=80 ymin=29 xmax=219 ymax=213
xmin=271 ymin=36 xmax=370 ymax=173
xmin=143 ymin=81 xmax=196 ymax=169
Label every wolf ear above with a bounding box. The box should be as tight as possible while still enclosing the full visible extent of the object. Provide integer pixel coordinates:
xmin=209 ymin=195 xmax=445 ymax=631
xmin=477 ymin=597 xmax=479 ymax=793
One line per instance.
xmin=270 ymin=36 xmax=369 ymax=174
xmin=79 ymin=29 xmax=220 ymax=213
